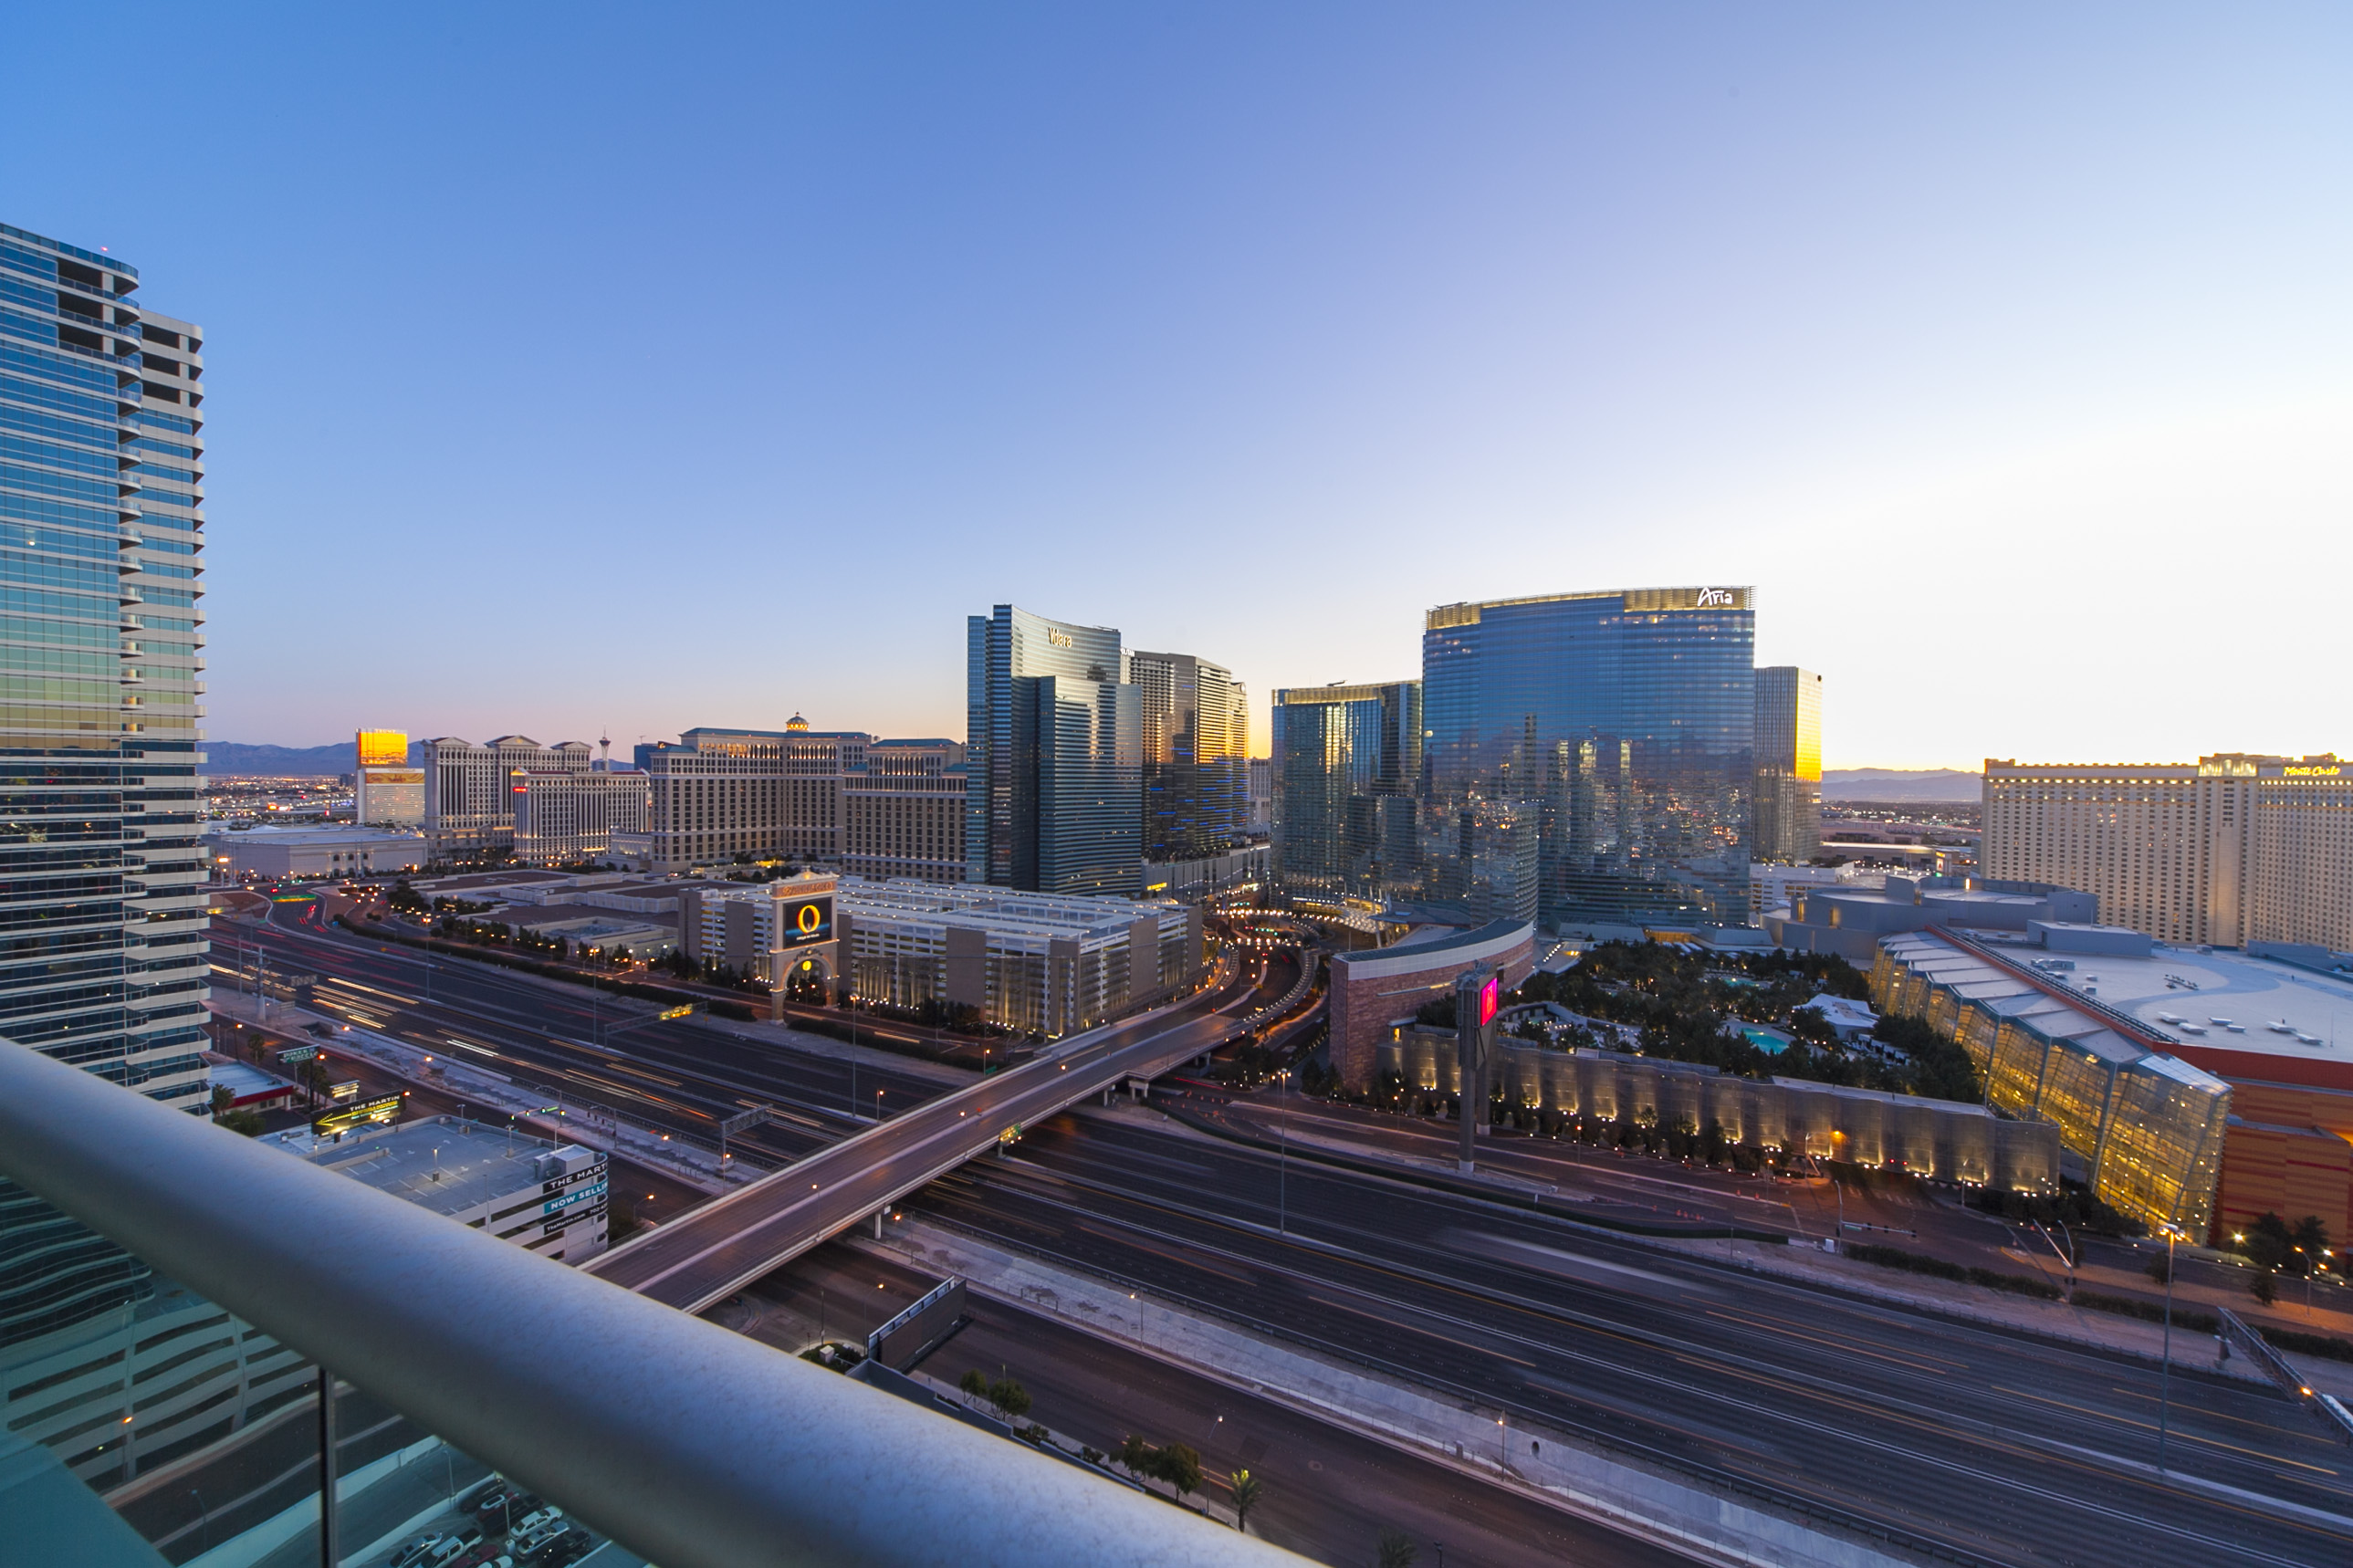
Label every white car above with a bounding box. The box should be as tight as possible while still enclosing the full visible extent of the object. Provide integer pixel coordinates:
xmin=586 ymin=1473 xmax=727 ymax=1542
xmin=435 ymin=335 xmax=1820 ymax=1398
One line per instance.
xmin=390 ymin=1536 xmax=448 ymax=1568
xmin=507 ymin=1508 xmax=563 ymax=1536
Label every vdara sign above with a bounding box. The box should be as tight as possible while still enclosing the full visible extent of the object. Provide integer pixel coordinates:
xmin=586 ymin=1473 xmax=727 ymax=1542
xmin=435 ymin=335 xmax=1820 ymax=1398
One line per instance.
xmin=1046 ymin=627 xmax=1073 ymax=647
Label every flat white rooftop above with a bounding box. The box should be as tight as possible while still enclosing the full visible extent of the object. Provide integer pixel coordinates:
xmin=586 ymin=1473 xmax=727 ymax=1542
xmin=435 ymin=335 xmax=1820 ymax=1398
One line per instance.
xmin=2046 ymin=945 xmax=2353 ymax=1061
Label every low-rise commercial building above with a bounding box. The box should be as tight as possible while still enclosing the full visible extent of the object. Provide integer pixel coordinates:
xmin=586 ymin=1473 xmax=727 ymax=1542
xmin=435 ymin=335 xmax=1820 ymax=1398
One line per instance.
xmin=205 ymin=823 xmax=426 ymax=879
xmin=1379 ymin=1034 xmax=2058 ymax=1193
xmin=1764 ymin=874 xmax=2097 ymax=965
xmin=835 ymin=879 xmax=1201 ymax=1037
xmin=686 ymin=876 xmax=1201 ymax=1036
xmin=1329 ymin=921 xmax=1535 ymax=1092
xmin=263 ymin=1115 xmax=608 ymax=1264
xmin=1868 ymin=930 xmax=2232 ymax=1237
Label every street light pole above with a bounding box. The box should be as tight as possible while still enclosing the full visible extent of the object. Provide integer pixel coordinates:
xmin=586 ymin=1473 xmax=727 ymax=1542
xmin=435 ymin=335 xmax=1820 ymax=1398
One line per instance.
xmin=2158 ymin=1224 xmax=2178 ymax=1473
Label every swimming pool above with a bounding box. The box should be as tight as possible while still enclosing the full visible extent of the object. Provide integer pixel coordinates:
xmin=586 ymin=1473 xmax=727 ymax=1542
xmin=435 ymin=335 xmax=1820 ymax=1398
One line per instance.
xmin=1741 ymin=1026 xmax=1790 ymax=1055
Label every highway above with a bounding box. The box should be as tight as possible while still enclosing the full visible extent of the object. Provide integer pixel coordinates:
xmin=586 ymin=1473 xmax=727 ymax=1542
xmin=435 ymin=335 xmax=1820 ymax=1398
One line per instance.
xmin=739 ymin=1240 xmax=1684 ymax=1568
xmin=216 ymin=903 xmax=962 ymax=1166
xmin=584 ymin=962 xmax=1267 ymax=1310
xmin=218 ymin=910 xmax=2353 ymax=1564
xmin=908 ymin=1109 xmax=2353 ymax=1568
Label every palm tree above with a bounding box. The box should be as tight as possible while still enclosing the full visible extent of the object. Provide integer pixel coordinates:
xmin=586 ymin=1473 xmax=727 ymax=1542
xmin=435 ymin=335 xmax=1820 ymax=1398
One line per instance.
xmin=1376 ymin=1528 xmax=1417 ymax=1568
xmin=1230 ymin=1469 xmax=1264 ymax=1533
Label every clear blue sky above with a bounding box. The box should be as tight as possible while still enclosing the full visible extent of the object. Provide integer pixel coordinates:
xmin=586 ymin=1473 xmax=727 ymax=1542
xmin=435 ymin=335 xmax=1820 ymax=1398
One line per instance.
xmin=5 ymin=4 xmax=2347 ymax=768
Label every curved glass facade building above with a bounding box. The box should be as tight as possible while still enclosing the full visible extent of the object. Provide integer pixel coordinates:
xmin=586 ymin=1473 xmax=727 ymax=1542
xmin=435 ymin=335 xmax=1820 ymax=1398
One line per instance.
xmin=966 ymin=605 xmax=1141 ymax=897
xmin=1422 ymin=587 xmax=1755 ymax=928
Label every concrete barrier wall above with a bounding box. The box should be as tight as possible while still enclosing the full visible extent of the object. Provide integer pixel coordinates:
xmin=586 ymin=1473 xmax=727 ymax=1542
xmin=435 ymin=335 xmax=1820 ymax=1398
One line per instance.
xmin=1373 ymin=1037 xmax=2058 ymax=1190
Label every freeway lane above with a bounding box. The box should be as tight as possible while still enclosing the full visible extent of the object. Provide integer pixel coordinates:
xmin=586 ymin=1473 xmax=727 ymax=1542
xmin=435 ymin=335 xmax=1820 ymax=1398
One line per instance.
xmin=744 ymin=1241 xmax=1686 ymax=1567
xmin=909 ymin=1113 xmax=2353 ymax=1568
xmin=219 ymin=908 xmax=955 ymax=1164
xmin=585 ymin=965 xmax=1265 ymax=1311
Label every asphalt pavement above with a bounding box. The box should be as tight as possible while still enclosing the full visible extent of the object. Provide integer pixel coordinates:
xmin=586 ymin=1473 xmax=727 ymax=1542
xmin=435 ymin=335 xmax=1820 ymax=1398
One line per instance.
xmin=741 ymin=1241 xmax=1687 ymax=1568
xmin=905 ymin=1108 xmax=2353 ymax=1568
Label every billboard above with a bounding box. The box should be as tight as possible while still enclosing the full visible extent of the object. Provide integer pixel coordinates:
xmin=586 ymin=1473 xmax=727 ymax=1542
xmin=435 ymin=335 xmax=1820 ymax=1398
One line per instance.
xmin=779 ymin=893 xmax=833 ymax=949
xmin=313 ymin=1093 xmax=402 ymax=1134
xmin=1478 ymin=974 xmax=1499 ymax=1027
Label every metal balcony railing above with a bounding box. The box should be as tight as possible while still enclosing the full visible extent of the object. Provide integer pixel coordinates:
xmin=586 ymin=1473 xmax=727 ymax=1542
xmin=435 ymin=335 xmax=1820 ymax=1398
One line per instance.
xmin=0 ymin=1039 xmax=1298 ymax=1568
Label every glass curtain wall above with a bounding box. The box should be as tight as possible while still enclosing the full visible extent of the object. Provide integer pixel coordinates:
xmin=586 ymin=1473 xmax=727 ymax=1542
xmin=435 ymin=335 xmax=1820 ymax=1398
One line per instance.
xmin=1270 ymin=682 xmax=1421 ymax=903
xmin=1422 ymin=588 xmax=1755 ymax=928
xmin=2 ymin=223 xmax=208 ymax=1394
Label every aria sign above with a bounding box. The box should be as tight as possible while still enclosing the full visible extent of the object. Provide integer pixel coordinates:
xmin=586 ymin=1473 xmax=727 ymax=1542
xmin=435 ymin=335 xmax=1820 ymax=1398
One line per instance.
xmin=1695 ymin=588 xmax=1739 ymax=608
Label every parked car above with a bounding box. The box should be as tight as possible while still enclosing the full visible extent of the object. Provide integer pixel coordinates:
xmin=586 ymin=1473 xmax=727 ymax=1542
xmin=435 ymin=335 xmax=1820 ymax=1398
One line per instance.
xmin=423 ymin=1527 xmax=483 ymax=1564
xmin=507 ymin=1506 xmax=562 ymax=1537
xmin=473 ymin=1485 xmax=529 ymax=1530
xmin=507 ymin=1523 xmax=567 ymax=1561
xmin=533 ymin=1531 xmax=592 ymax=1568
xmin=390 ymin=1535 xmax=448 ymax=1568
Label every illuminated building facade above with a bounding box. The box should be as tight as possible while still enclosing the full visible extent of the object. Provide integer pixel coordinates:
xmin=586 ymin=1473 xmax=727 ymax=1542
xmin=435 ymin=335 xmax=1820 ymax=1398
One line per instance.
xmin=510 ymin=767 xmax=650 ymax=867
xmin=1130 ymin=650 xmax=1249 ymax=862
xmin=1982 ymin=753 xmax=2353 ymax=951
xmin=1421 ymin=587 xmax=1755 ymax=929
xmin=966 ymin=605 xmax=1141 ymax=897
xmin=1270 ymin=681 xmax=1421 ymax=903
xmin=842 ymin=739 xmax=967 ymax=884
xmin=1752 ymin=666 xmax=1821 ymax=864
xmin=1869 ymin=929 xmax=2230 ymax=1236
xmin=636 ymin=719 xmax=870 ymax=875
xmin=831 ymin=878 xmax=1200 ymax=1037
xmin=421 ymin=735 xmax=593 ymax=862
xmin=354 ymin=726 xmax=423 ymax=824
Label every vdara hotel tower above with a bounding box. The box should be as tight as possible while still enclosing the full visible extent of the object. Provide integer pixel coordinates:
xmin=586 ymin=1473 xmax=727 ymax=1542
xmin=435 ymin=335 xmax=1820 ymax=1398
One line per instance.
xmin=966 ymin=605 xmax=1142 ymax=898
xmin=1421 ymin=587 xmax=1756 ymax=928
xmin=1 ymin=223 xmax=211 ymax=1346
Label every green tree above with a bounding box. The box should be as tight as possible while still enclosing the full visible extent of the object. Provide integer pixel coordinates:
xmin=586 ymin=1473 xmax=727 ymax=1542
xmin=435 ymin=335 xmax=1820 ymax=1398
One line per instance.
xmin=959 ymin=1369 xmax=988 ymax=1400
xmin=2243 ymin=1212 xmax=2295 ymax=1274
xmin=2290 ymin=1215 xmax=2331 ymax=1276
xmin=2146 ymin=1254 xmax=2174 ymax=1287
xmin=986 ymin=1377 xmax=1031 ymax=1420
xmin=1230 ymin=1469 xmax=1264 ymax=1532
xmin=1157 ymin=1442 xmax=1202 ymax=1499
xmin=1376 ymin=1528 xmax=1418 ymax=1568
xmin=2251 ymin=1270 xmax=2278 ymax=1307
xmin=209 ymin=1085 xmax=235 ymax=1121
xmin=217 ymin=1108 xmax=265 ymax=1136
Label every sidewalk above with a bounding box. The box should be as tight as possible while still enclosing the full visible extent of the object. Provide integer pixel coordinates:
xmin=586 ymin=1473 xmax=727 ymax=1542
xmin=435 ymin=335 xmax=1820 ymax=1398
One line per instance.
xmin=851 ymin=1221 xmax=1917 ymax=1568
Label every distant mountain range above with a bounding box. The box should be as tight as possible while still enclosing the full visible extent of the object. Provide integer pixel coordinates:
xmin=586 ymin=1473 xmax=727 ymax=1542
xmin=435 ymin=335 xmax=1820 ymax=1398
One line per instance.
xmin=1821 ymin=768 xmax=1982 ymax=803
xmin=207 ymin=741 xmax=370 ymax=775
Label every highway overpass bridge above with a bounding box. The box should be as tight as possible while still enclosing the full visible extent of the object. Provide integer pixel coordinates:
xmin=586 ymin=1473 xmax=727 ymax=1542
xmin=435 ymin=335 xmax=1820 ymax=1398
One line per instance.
xmin=585 ymin=961 xmax=1281 ymax=1313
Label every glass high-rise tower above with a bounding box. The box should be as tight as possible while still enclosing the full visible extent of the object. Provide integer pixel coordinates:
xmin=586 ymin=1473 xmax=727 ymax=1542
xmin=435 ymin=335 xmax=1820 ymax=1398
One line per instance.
xmin=1422 ymin=587 xmax=1755 ymax=929
xmin=1130 ymin=650 xmax=1248 ymax=862
xmin=2 ymin=223 xmax=211 ymax=1347
xmin=1270 ymin=682 xmax=1421 ymax=903
xmin=966 ymin=605 xmax=1141 ymax=897
xmin=1752 ymin=666 xmax=1822 ymax=865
